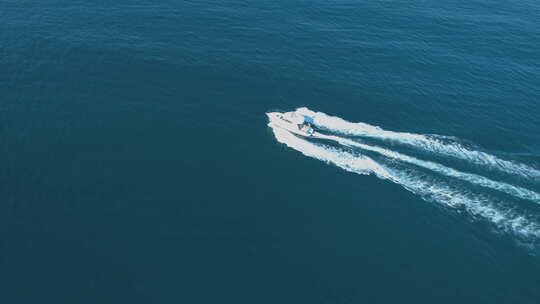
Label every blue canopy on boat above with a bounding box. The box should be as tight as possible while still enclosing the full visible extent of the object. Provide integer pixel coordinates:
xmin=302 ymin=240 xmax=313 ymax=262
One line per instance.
xmin=303 ymin=116 xmax=314 ymax=124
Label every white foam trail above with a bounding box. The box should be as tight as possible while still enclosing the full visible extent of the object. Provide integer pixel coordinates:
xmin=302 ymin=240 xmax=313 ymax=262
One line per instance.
xmin=296 ymin=107 xmax=540 ymax=180
xmin=269 ymin=122 xmax=394 ymax=180
xmin=267 ymin=121 xmax=540 ymax=239
xmin=316 ymin=134 xmax=540 ymax=204
xmin=383 ymin=167 xmax=540 ymax=238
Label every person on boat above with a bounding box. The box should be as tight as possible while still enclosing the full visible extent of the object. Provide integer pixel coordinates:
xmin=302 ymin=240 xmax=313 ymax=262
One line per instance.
xmin=299 ymin=122 xmax=311 ymax=131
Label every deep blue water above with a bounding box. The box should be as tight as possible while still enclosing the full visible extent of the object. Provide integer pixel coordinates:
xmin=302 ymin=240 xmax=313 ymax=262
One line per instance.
xmin=2 ymin=1 xmax=540 ymax=303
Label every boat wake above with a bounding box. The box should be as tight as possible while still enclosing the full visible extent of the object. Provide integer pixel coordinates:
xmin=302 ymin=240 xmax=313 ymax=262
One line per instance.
xmin=296 ymin=107 xmax=540 ymax=181
xmin=316 ymin=134 xmax=540 ymax=204
xmin=267 ymin=109 xmax=540 ymax=243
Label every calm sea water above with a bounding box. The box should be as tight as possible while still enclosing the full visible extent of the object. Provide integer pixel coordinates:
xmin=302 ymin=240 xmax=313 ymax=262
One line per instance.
xmin=2 ymin=1 xmax=540 ymax=303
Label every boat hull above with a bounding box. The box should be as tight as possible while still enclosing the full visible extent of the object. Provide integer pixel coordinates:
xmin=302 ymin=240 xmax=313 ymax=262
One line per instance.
xmin=266 ymin=112 xmax=314 ymax=137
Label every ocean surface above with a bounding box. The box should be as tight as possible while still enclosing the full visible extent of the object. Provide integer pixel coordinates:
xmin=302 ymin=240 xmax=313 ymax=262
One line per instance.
xmin=2 ymin=1 xmax=540 ymax=303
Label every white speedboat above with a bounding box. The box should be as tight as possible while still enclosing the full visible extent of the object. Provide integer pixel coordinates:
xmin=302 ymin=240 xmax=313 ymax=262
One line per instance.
xmin=267 ymin=112 xmax=315 ymax=137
